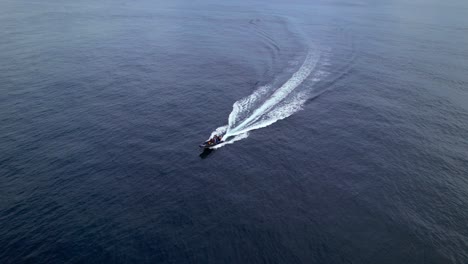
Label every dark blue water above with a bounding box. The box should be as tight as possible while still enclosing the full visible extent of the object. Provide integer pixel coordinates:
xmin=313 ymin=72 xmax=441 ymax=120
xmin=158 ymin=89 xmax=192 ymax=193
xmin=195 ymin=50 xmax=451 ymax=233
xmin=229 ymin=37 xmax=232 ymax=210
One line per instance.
xmin=2 ymin=0 xmax=468 ymax=263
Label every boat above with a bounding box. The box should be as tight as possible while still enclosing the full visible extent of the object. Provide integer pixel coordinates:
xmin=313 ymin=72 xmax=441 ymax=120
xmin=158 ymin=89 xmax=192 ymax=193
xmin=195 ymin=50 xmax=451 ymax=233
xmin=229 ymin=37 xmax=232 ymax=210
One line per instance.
xmin=199 ymin=135 xmax=224 ymax=149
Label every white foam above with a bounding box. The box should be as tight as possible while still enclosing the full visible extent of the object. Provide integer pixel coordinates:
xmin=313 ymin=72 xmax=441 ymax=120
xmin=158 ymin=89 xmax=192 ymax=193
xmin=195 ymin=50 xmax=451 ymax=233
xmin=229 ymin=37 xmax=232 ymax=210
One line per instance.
xmin=210 ymin=132 xmax=249 ymax=149
xmin=211 ymin=50 xmax=323 ymax=148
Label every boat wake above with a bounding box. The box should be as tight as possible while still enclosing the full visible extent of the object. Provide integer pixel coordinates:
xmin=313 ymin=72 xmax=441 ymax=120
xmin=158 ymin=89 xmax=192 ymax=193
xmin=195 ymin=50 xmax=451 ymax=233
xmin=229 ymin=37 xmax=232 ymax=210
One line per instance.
xmin=210 ymin=48 xmax=328 ymax=149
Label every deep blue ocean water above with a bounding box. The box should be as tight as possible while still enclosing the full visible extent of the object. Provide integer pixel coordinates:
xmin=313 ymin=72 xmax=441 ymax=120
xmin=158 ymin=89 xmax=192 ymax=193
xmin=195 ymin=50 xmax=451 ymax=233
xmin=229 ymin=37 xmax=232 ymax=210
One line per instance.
xmin=1 ymin=0 xmax=468 ymax=263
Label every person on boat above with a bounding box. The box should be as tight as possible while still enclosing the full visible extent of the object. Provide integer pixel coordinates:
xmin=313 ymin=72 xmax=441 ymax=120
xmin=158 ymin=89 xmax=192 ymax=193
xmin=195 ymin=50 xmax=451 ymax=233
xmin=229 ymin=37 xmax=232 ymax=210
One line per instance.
xmin=207 ymin=135 xmax=216 ymax=145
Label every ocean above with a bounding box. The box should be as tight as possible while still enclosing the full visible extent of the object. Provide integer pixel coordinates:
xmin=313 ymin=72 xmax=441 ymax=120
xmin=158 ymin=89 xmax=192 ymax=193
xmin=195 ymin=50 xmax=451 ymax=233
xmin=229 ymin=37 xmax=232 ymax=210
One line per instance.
xmin=1 ymin=0 xmax=468 ymax=263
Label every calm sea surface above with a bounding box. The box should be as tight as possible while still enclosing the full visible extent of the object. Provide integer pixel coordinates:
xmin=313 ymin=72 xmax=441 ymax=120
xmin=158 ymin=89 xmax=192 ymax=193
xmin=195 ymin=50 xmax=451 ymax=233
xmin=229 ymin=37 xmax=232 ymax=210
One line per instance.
xmin=1 ymin=0 xmax=468 ymax=263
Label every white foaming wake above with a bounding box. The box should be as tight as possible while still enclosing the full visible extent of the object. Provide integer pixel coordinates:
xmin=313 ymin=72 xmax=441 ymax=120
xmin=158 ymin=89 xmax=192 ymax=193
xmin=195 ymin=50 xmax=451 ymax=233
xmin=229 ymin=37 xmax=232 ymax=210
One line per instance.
xmin=211 ymin=50 xmax=323 ymax=147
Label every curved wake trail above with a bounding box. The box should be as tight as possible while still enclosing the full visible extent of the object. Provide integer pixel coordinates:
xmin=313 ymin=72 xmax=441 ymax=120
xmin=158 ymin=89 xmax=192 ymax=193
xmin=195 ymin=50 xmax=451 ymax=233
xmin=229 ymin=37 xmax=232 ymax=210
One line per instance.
xmin=211 ymin=49 xmax=325 ymax=148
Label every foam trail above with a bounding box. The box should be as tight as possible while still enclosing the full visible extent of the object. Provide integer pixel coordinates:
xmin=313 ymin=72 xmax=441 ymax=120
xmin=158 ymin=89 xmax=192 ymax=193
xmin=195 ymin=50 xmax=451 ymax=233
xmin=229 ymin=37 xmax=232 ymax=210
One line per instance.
xmin=228 ymin=52 xmax=317 ymax=136
xmin=211 ymin=132 xmax=249 ymax=149
xmin=209 ymin=49 xmax=322 ymax=148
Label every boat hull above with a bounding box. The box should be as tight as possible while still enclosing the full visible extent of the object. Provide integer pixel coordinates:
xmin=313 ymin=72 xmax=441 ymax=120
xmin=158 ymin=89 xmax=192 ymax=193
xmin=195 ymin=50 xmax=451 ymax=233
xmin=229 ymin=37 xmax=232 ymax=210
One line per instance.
xmin=199 ymin=141 xmax=224 ymax=149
